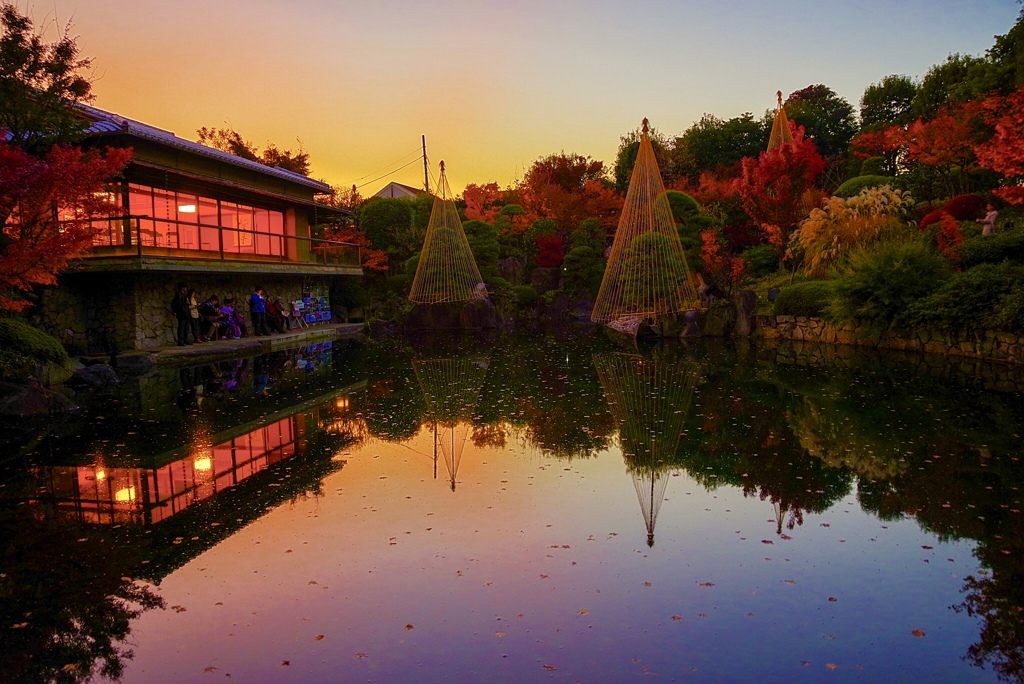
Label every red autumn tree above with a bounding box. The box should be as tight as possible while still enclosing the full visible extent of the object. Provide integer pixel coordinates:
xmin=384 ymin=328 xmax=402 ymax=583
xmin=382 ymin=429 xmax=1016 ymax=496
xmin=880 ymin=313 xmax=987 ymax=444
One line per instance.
xmin=735 ymin=125 xmax=825 ymax=250
xmin=519 ymin=153 xmax=621 ymax=236
xmin=976 ymin=85 xmax=1024 ymax=204
xmin=903 ymin=100 xmax=985 ymax=198
xmin=0 ymin=142 xmax=131 ymax=311
xmin=462 ymin=182 xmax=505 ymax=222
xmin=322 ymin=224 xmax=389 ymax=272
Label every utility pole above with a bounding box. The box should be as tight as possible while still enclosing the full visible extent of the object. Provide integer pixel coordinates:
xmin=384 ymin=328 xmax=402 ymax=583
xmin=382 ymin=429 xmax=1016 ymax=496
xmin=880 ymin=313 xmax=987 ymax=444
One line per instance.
xmin=422 ymin=135 xmax=430 ymax=193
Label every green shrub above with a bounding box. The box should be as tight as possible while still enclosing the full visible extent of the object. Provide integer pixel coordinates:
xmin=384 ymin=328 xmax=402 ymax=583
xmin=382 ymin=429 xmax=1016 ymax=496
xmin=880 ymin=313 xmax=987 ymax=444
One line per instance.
xmin=741 ymin=244 xmax=778 ymax=279
xmin=386 ymin=274 xmax=410 ymax=293
xmin=0 ymin=317 xmax=68 ymax=365
xmin=513 ymin=285 xmax=538 ymax=307
xmin=404 ymin=255 xmax=420 ymax=275
xmin=859 ymin=156 xmax=887 ymax=176
xmin=485 ymin=276 xmax=511 ymax=290
xmin=772 ymin=281 xmax=835 ymax=317
xmin=960 ymin=229 xmax=1024 ymax=267
xmin=905 ymin=261 xmax=1024 ymax=331
xmin=333 ymin=278 xmax=369 ymax=308
xmin=834 ymin=175 xmax=895 ymax=199
xmin=561 ymin=245 xmax=605 ymax=294
xmin=665 ymin=191 xmax=700 ymax=222
xmin=828 ymin=241 xmax=948 ymax=326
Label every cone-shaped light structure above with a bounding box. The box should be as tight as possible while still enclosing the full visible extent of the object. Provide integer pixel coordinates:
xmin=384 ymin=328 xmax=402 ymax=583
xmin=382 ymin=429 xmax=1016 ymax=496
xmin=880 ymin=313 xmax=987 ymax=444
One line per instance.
xmin=592 ymin=118 xmax=697 ymax=326
xmin=767 ymin=90 xmax=793 ymax=151
xmin=409 ymin=161 xmax=484 ymax=304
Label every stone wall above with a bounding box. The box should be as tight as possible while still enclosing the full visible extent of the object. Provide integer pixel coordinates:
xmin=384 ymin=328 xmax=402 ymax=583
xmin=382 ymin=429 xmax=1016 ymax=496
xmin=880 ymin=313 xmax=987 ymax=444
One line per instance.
xmin=757 ymin=314 xmax=1024 ymax=366
xmin=36 ymin=273 xmax=335 ymax=353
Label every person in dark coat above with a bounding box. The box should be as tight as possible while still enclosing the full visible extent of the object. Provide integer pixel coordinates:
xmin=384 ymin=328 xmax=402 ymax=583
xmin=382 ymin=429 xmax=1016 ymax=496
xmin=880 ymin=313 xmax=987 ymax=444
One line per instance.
xmin=249 ymin=286 xmax=270 ymax=335
xmin=171 ymin=283 xmax=191 ymax=345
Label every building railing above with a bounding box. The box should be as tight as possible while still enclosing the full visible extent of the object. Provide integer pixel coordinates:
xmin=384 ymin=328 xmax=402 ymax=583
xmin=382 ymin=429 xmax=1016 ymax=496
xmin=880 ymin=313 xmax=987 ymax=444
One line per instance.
xmin=85 ymin=215 xmax=361 ymax=267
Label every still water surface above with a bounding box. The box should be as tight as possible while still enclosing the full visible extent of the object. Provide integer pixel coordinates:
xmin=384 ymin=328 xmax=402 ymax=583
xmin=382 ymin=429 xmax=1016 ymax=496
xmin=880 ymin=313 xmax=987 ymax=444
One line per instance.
xmin=1 ymin=333 xmax=1022 ymax=683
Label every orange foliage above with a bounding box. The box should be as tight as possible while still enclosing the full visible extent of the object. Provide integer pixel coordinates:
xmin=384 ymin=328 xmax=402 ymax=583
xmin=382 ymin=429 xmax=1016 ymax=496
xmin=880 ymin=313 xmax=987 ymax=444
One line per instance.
xmin=462 ymin=182 xmax=503 ymax=222
xmin=324 ymin=225 xmax=389 ymax=272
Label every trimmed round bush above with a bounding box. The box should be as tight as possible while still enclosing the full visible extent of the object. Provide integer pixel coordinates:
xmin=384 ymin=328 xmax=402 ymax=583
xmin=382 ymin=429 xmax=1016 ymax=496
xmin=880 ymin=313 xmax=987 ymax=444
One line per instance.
xmin=834 ymin=175 xmax=895 ymax=199
xmin=0 ymin=317 xmax=68 ymax=364
xmin=859 ymin=156 xmax=886 ymax=176
xmin=960 ymin=228 xmax=1024 ymax=267
xmin=665 ymin=190 xmax=700 ymax=222
xmin=919 ymin=209 xmax=946 ymax=230
xmin=943 ymin=194 xmax=985 ymax=221
xmin=513 ymin=285 xmax=538 ymax=307
xmin=772 ymin=281 xmax=835 ymax=317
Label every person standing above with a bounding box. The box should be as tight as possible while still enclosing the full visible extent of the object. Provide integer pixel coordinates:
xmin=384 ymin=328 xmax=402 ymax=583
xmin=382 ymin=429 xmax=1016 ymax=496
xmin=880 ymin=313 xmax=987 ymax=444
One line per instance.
xmin=250 ymin=286 xmax=270 ymax=335
xmin=187 ymin=288 xmax=202 ymax=342
xmin=171 ymin=283 xmax=191 ymax=346
xmin=978 ymin=203 xmax=999 ymax=235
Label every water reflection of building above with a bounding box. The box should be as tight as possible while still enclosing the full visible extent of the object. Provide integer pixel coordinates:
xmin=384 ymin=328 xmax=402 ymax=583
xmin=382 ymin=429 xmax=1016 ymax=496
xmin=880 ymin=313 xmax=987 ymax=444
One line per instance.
xmin=33 ymin=384 xmax=364 ymax=526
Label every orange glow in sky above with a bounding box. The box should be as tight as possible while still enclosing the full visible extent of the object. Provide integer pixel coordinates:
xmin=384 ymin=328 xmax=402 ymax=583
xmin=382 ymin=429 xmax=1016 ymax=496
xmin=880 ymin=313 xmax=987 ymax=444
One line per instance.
xmin=38 ymin=1 xmax=1020 ymax=194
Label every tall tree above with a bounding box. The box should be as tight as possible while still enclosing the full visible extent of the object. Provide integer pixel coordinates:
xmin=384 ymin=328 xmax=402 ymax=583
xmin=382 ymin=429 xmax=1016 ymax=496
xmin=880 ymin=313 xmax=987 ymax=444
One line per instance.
xmin=196 ymin=126 xmax=310 ymax=175
xmin=860 ymin=75 xmax=918 ymax=128
xmin=613 ymin=126 xmax=670 ymax=192
xmin=784 ymin=85 xmax=858 ymax=160
xmin=0 ymin=3 xmax=93 ymax=154
xmin=976 ymin=84 xmax=1024 ymax=204
xmin=911 ymin=53 xmax=991 ymax=120
xmin=670 ymin=113 xmax=770 ymax=184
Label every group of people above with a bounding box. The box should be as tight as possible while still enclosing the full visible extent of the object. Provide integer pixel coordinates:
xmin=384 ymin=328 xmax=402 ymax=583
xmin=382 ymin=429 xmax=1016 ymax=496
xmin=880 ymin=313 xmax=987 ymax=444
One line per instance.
xmin=171 ymin=284 xmax=294 ymax=346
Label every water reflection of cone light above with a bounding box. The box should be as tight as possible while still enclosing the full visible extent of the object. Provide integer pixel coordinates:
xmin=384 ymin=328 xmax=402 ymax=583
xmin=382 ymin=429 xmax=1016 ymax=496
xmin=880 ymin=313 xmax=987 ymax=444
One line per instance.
xmin=95 ymin=469 xmax=106 ymax=481
xmin=413 ymin=356 xmax=490 ymax=491
xmin=335 ymin=396 xmax=350 ymax=409
xmin=594 ymin=352 xmax=701 ymax=547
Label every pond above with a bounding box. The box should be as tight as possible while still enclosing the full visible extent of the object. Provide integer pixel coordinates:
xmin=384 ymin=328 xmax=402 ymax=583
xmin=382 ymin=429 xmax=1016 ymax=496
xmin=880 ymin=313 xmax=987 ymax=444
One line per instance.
xmin=1 ymin=332 xmax=1022 ymax=683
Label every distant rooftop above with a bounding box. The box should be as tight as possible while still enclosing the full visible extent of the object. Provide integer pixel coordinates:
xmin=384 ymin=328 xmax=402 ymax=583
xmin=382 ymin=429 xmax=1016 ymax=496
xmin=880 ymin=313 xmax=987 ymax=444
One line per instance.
xmin=373 ymin=181 xmax=430 ymax=199
xmin=76 ymin=103 xmax=333 ymax=194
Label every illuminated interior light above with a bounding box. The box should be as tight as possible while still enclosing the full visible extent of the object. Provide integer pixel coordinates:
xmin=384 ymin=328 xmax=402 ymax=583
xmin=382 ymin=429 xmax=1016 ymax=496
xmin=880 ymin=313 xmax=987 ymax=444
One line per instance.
xmin=178 ymin=204 xmax=197 ymax=213
xmin=115 ymin=486 xmax=136 ymax=502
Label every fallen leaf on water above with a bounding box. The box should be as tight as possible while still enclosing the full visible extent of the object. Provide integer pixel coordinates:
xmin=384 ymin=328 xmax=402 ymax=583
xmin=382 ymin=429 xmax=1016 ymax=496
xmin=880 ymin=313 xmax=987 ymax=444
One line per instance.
xmin=495 ymin=631 xmax=506 ymax=637
xmin=543 ymin=665 xmax=556 ymax=671
xmin=922 ymin=545 xmax=933 ymax=550
xmin=61 ymin=664 xmax=78 ymax=672
xmin=314 ymin=635 xmax=325 ymax=641
xmin=203 ymin=666 xmax=219 ymax=673
xmin=800 ymin=661 xmax=811 ymax=667
xmin=671 ymin=615 xmax=683 ymax=621
xmin=353 ymin=652 xmax=368 ymax=659
xmin=578 ymin=609 xmax=590 ymax=615
xmin=911 ymin=629 xmax=926 ymax=637
xmin=826 ymin=663 xmax=837 ymax=670
xmin=643 ymin=581 xmax=652 ymax=587
xmin=539 ymin=574 xmax=549 ymax=579
xmin=405 ymin=624 xmax=414 ymax=630
xmin=698 ymin=582 xmax=714 ymax=587
xmin=762 ymin=540 xmax=774 ymax=545
xmin=281 ymin=661 xmax=290 ymax=666
xmin=828 ymin=597 xmax=838 ymax=603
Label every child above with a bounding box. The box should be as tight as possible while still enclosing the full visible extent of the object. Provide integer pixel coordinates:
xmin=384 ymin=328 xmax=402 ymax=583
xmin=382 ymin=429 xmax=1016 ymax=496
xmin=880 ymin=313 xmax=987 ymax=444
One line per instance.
xmin=220 ymin=298 xmax=243 ymax=339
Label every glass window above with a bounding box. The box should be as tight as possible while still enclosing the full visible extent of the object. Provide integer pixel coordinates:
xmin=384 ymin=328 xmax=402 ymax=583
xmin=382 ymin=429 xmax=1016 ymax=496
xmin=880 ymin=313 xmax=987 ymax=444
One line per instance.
xmin=236 ymin=205 xmax=255 ymax=253
xmin=176 ymin=193 xmax=199 ymax=249
xmin=152 ymin=189 xmax=176 ymax=248
xmin=221 ymin=202 xmax=239 ymax=253
xmin=198 ymin=197 xmax=219 ymax=252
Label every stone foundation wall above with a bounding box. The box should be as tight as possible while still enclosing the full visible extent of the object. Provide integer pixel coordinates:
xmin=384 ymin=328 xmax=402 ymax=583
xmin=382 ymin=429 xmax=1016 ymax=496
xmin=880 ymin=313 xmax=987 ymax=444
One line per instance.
xmin=757 ymin=314 xmax=1024 ymax=366
xmin=36 ymin=273 xmax=335 ymax=353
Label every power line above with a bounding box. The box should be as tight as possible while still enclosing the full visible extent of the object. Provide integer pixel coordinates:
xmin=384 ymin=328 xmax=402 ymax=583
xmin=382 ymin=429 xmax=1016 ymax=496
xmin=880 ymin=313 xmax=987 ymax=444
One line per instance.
xmin=351 ymin=146 xmax=423 ymax=183
xmin=355 ymin=156 xmax=425 ymax=190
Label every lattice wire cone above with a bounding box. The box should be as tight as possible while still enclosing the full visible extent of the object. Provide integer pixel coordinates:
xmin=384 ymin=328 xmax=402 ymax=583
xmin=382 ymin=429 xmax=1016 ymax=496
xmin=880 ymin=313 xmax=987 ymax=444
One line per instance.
xmin=409 ymin=162 xmax=484 ymax=304
xmin=592 ymin=119 xmax=697 ymax=324
xmin=594 ymin=351 xmax=701 ymax=545
xmin=414 ymin=355 xmax=489 ymax=491
xmin=767 ymin=90 xmax=793 ymax=151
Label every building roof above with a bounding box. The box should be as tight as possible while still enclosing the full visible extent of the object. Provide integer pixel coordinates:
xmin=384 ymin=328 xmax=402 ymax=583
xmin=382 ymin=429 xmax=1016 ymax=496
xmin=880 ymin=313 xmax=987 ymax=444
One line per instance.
xmin=373 ymin=181 xmax=430 ymax=199
xmin=76 ymin=103 xmax=333 ymax=194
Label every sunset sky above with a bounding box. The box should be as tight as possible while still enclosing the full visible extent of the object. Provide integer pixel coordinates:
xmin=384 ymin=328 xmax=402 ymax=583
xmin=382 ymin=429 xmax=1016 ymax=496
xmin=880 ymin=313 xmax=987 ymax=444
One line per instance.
xmin=40 ymin=0 xmax=1020 ymax=194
